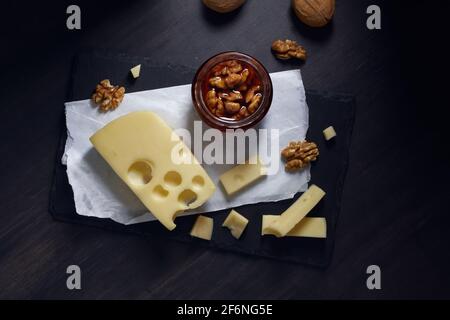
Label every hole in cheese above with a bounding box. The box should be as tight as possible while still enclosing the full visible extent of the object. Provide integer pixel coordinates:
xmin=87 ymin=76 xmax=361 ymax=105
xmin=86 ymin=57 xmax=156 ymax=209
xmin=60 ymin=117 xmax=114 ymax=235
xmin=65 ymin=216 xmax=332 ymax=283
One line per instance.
xmin=152 ymin=185 xmax=169 ymax=199
xmin=192 ymin=175 xmax=205 ymax=188
xmin=127 ymin=161 xmax=153 ymax=186
xmin=164 ymin=171 xmax=182 ymax=187
xmin=178 ymin=189 xmax=198 ymax=207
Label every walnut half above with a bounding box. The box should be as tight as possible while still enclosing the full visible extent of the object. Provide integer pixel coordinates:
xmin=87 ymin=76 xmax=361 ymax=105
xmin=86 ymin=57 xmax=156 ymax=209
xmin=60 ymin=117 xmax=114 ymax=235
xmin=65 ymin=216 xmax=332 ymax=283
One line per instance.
xmin=281 ymin=140 xmax=319 ymax=171
xmin=271 ymin=39 xmax=307 ymax=61
xmin=91 ymin=79 xmax=125 ymax=111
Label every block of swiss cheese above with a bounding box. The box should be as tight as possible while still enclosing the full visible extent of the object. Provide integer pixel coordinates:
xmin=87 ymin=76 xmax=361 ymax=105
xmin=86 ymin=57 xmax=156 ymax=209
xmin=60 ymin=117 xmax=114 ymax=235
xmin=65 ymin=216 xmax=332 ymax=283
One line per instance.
xmin=90 ymin=111 xmax=216 ymax=230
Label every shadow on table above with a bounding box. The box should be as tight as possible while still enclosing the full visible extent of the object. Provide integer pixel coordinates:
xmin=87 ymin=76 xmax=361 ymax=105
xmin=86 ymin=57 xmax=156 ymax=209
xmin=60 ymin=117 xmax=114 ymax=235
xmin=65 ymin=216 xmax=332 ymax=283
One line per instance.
xmin=289 ymin=8 xmax=334 ymax=42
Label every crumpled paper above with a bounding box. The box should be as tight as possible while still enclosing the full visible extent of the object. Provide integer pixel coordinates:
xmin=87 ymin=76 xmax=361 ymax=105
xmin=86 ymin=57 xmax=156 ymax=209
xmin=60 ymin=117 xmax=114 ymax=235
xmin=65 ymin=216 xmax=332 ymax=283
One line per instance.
xmin=63 ymin=70 xmax=309 ymax=225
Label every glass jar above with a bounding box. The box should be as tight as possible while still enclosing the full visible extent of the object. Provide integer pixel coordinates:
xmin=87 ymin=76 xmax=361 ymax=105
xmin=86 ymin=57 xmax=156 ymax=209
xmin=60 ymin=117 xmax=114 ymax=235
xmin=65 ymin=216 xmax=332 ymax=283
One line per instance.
xmin=192 ymin=51 xmax=273 ymax=130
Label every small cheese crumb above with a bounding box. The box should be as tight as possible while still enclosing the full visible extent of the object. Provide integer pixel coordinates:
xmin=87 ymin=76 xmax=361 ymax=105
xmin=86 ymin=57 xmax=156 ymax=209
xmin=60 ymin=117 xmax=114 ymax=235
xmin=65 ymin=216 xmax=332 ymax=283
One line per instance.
xmin=130 ymin=64 xmax=141 ymax=79
xmin=190 ymin=215 xmax=213 ymax=240
xmin=323 ymin=126 xmax=336 ymax=141
xmin=222 ymin=210 xmax=249 ymax=239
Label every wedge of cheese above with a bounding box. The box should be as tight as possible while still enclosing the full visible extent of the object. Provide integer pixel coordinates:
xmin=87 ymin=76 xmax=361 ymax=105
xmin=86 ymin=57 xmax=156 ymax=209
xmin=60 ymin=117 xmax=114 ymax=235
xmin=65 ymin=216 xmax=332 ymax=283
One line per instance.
xmin=222 ymin=209 xmax=249 ymax=239
xmin=190 ymin=215 xmax=214 ymax=240
xmin=90 ymin=111 xmax=216 ymax=230
xmin=262 ymin=216 xmax=326 ymax=238
xmin=262 ymin=184 xmax=325 ymax=237
xmin=219 ymin=157 xmax=266 ymax=196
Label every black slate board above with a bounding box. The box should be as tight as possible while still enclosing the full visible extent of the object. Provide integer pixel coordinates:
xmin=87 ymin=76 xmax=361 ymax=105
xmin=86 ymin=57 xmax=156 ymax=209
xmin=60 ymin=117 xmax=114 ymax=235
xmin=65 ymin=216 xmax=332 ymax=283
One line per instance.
xmin=49 ymin=51 xmax=355 ymax=267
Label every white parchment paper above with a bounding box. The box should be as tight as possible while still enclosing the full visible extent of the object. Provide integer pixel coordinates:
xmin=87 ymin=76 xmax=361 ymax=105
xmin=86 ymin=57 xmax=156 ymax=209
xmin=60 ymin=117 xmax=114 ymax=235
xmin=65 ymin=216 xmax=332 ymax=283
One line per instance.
xmin=63 ymin=70 xmax=309 ymax=225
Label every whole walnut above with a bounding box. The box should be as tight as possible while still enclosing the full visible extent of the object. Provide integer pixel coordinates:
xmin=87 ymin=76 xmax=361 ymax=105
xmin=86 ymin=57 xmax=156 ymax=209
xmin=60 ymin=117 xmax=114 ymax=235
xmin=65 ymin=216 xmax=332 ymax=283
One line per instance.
xmin=292 ymin=0 xmax=335 ymax=27
xmin=202 ymin=0 xmax=246 ymax=13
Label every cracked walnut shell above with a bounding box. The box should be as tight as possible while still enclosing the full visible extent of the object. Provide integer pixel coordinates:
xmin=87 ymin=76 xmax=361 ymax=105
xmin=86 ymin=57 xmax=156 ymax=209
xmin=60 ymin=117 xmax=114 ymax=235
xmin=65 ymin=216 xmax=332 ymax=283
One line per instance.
xmin=281 ymin=141 xmax=319 ymax=171
xmin=91 ymin=79 xmax=125 ymax=111
xmin=271 ymin=39 xmax=307 ymax=61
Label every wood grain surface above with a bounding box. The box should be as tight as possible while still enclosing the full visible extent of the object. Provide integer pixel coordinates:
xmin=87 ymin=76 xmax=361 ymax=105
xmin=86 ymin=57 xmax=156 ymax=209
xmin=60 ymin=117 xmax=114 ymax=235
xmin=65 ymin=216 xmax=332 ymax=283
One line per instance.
xmin=0 ymin=0 xmax=449 ymax=299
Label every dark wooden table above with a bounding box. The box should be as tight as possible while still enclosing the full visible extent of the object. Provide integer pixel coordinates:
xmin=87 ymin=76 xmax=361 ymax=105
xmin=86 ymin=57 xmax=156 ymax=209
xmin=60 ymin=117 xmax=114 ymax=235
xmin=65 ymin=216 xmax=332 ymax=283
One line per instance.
xmin=1 ymin=0 xmax=449 ymax=299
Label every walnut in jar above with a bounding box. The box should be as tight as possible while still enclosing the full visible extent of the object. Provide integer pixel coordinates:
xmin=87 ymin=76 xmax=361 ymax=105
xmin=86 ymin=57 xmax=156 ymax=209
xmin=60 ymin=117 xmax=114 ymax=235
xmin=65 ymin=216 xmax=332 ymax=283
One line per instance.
xmin=206 ymin=89 xmax=218 ymax=111
xmin=245 ymin=85 xmax=260 ymax=103
xmin=224 ymin=102 xmax=241 ymax=114
xmin=226 ymin=60 xmax=243 ymax=74
xmin=209 ymin=76 xmax=226 ymax=89
xmin=216 ymin=99 xmax=225 ymax=117
xmin=219 ymin=91 xmax=243 ymax=102
xmin=248 ymin=94 xmax=262 ymax=114
xmin=205 ymin=59 xmax=263 ymax=120
xmin=225 ymin=73 xmax=242 ymax=89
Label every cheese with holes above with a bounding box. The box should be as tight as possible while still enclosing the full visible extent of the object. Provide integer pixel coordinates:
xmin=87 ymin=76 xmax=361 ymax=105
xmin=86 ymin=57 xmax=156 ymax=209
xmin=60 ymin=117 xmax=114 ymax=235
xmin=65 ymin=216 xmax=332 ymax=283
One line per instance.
xmin=222 ymin=210 xmax=249 ymax=239
xmin=90 ymin=111 xmax=216 ymax=231
xmin=219 ymin=158 xmax=266 ymax=196
xmin=190 ymin=215 xmax=214 ymax=240
xmin=262 ymin=216 xmax=326 ymax=238
xmin=130 ymin=64 xmax=141 ymax=78
xmin=262 ymin=184 xmax=325 ymax=237
xmin=323 ymin=126 xmax=336 ymax=141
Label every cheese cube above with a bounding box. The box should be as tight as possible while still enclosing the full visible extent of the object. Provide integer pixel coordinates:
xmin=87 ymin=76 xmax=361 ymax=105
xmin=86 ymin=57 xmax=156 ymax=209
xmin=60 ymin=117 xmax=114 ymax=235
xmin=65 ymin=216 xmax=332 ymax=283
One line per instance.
xmin=90 ymin=111 xmax=216 ymax=231
xmin=262 ymin=216 xmax=326 ymax=238
xmin=190 ymin=215 xmax=213 ymax=240
xmin=130 ymin=64 xmax=141 ymax=78
xmin=323 ymin=126 xmax=336 ymax=141
xmin=262 ymin=184 xmax=325 ymax=237
xmin=222 ymin=210 xmax=249 ymax=239
xmin=219 ymin=158 xmax=266 ymax=196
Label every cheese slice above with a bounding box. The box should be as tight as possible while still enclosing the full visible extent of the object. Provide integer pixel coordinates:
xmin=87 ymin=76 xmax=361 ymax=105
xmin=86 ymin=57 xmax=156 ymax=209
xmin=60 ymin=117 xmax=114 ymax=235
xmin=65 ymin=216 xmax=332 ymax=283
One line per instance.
xmin=262 ymin=184 xmax=325 ymax=237
xmin=190 ymin=215 xmax=213 ymax=240
xmin=222 ymin=210 xmax=249 ymax=239
xmin=262 ymin=216 xmax=326 ymax=238
xmin=219 ymin=158 xmax=266 ymax=196
xmin=90 ymin=111 xmax=216 ymax=230
xmin=130 ymin=64 xmax=141 ymax=78
xmin=323 ymin=126 xmax=336 ymax=141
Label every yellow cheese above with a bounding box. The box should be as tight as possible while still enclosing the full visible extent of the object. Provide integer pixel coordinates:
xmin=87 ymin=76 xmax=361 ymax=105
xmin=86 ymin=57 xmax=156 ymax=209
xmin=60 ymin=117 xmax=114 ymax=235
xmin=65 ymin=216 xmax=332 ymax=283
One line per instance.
xmin=219 ymin=158 xmax=266 ymax=196
xmin=190 ymin=215 xmax=213 ymax=240
xmin=222 ymin=210 xmax=249 ymax=239
xmin=323 ymin=126 xmax=336 ymax=141
xmin=262 ymin=216 xmax=326 ymax=238
xmin=262 ymin=184 xmax=326 ymax=237
xmin=90 ymin=111 xmax=216 ymax=230
xmin=130 ymin=64 xmax=141 ymax=79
